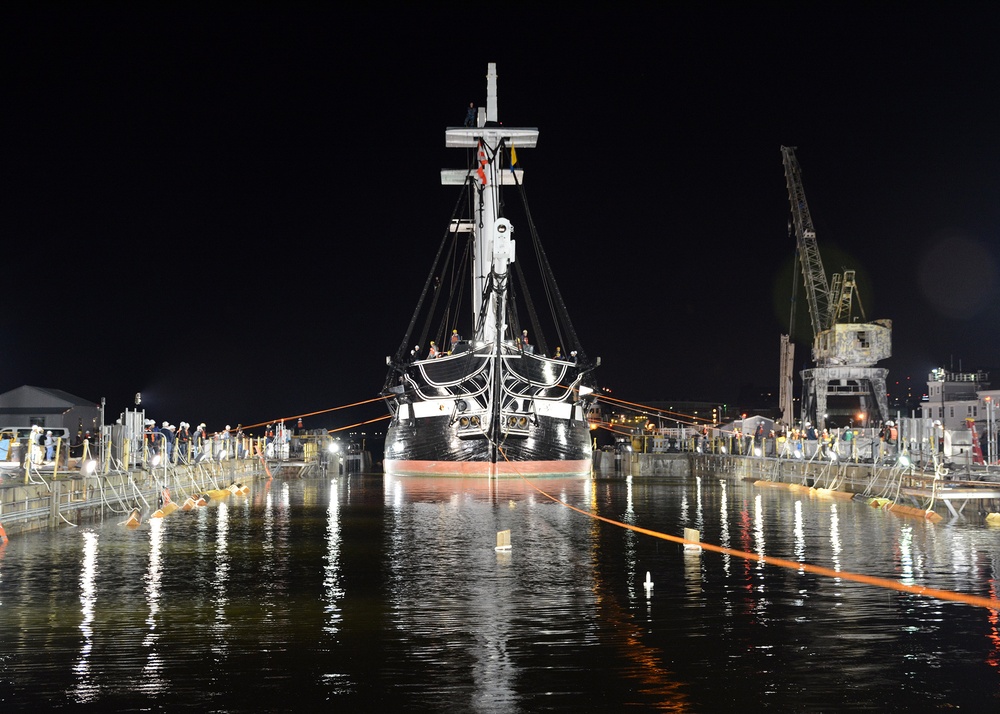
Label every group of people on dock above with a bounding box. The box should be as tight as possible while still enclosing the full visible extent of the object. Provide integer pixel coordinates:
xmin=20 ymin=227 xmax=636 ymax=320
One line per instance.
xmin=143 ymin=420 xmax=250 ymax=463
xmin=25 ymin=425 xmax=60 ymax=465
xmin=698 ymin=419 xmax=900 ymax=460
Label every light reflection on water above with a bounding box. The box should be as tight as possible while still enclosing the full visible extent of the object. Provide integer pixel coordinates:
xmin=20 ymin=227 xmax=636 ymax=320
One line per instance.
xmin=71 ymin=530 xmax=98 ymax=703
xmin=0 ymin=473 xmax=998 ymax=710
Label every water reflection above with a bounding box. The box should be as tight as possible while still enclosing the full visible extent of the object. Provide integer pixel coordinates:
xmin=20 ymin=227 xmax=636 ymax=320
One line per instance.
xmin=323 ymin=484 xmax=343 ymax=635
xmin=141 ymin=518 xmax=165 ymax=693
xmin=829 ymin=503 xmax=842 ymax=574
xmin=753 ymin=493 xmax=765 ymax=571
xmin=719 ymin=479 xmax=731 ymax=575
xmin=793 ymin=500 xmax=805 ymax=569
xmin=694 ymin=475 xmax=704 ymax=535
xmin=899 ymin=524 xmax=914 ymax=584
xmin=624 ymin=476 xmax=638 ymax=601
xmin=212 ymin=502 xmax=230 ymax=658
xmin=4 ymin=474 xmax=1000 ymax=711
xmin=383 ymin=475 xmax=600 ymax=711
xmin=72 ymin=530 xmax=99 ymax=703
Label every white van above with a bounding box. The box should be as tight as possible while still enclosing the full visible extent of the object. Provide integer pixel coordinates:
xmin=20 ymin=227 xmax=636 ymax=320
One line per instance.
xmin=0 ymin=427 xmax=74 ymax=463
xmin=0 ymin=426 xmax=73 ymax=445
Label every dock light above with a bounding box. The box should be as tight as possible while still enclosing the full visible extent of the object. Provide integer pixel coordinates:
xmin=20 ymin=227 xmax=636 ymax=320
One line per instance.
xmin=828 ymin=451 xmax=838 ymax=461
xmin=83 ymin=459 xmax=97 ymax=475
xmin=794 ymin=450 xmax=803 ymax=459
xmin=720 ymin=446 xmax=727 ymax=454
xmin=753 ymin=447 xmax=762 ymax=457
xmin=898 ymin=453 xmax=911 ymax=468
xmin=151 ymin=454 xmax=161 ymax=467
xmin=327 ymin=441 xmax=340 ymax=454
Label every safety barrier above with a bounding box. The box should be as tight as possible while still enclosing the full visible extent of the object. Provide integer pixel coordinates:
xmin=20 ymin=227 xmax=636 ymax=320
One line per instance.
xmin=0 ymin=453 xmax=269 ymax=537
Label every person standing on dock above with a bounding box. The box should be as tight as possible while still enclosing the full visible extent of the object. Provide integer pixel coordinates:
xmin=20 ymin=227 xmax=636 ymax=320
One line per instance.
xmin=44 ymin=431 xmax=54 ymax=462
xmin=29 ymin=425 xmax=43 ymax=464
xmin=193 ymin=423 xmax=206 ymax=460
xmin=162 ymin=422 xmax=175 ymax=462
xmin=176 ymin=422 xmax=190 ymax=462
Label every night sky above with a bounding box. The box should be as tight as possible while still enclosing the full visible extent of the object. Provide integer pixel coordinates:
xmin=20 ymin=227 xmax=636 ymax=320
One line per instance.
xmin=5 ymin=5 xmax=1000 ymax=433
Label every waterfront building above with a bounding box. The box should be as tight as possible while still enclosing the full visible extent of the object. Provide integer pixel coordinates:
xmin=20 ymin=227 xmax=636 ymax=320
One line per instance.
xmin=921 ymin=368 xmax=989 ymax=430
xmin=0 ymin=385 xmax=100 ymax=437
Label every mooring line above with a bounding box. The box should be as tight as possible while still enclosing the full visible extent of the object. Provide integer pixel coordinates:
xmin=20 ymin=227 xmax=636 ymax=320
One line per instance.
xmin=495 ymin=447 xmax=1000 ymax=612
xmin=236 ymin=397 xmax=389 ymax=433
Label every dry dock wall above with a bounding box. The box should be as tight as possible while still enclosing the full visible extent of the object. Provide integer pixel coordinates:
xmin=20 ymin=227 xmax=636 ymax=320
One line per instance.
xmin=0 ymin=461 xmax=264 ymax=538
xmin=594 ymin=452 xmax=1000 ymax=522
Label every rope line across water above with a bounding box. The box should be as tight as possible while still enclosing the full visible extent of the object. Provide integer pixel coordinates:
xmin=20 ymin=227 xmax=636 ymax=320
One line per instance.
xmin=497 ymin=446 xmax=1000 ymax=612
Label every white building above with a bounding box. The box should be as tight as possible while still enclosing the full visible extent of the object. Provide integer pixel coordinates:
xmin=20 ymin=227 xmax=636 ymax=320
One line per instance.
xmin=921 ymin=368 xmax=988 ymax=430
xmin=0 ymin=385 xmax=101 ymax=437
xmin=920 ymin=368 xmax=998 ymax=464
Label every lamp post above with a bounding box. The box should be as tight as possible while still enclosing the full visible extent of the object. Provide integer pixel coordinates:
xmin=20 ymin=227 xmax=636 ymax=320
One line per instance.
xmin=985 ymin=396 xmax=995 ymax=466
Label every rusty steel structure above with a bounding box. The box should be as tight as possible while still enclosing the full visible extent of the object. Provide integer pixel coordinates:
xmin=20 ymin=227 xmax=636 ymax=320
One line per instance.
xmin=781 ymin=146 xmax=891 ymax=430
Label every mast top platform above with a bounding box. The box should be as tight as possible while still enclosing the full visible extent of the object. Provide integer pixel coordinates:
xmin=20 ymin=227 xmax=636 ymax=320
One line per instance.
xmin=445 ymin=62 xmax=538 ymax=148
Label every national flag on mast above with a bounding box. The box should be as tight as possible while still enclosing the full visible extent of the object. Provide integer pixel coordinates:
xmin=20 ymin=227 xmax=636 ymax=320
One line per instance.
xmin=509 ymin=143 xmax=518 ymax=174
xmin=476 ymin=140 xmax=488 ymax=186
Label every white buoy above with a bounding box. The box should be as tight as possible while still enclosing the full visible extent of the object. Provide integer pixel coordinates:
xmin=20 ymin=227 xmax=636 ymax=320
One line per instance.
xmin=495 ymin=529 xmax=512 ymax=552
xmin=643 ymin=571 xmax=653 ymax=594
xmin=683 ymin=527 xmax=702 ymax=552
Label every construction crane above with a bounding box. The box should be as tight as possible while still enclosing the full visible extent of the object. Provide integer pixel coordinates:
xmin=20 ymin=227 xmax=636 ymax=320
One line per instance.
xmin=780 ymin=146 xmax=892 ymax=430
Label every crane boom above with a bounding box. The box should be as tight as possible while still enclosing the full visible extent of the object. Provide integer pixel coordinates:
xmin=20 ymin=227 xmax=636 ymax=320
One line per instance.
xmin=781 ymin=146 xmax=832 ymax=338
xmin=778 ymin=145 xmax=892 ymax=430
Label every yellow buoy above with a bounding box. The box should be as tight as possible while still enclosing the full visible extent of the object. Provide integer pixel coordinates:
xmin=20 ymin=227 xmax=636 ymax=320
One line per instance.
xmin=124 ymin=509 xmax=141 ymax=529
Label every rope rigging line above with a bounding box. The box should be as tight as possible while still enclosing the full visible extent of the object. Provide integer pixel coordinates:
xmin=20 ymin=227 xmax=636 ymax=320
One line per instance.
xmin=389 ymin=180 xmax=473 ymax=370
xmin=597 ymin=393 xmax=715 ymax=426
xmin=511 ymin=170 xmax=587 ymax=364
xmin=326 ymin=414 xmax=392 ymax=434
xmin=236 ymin=397 xmax=388 ymax=433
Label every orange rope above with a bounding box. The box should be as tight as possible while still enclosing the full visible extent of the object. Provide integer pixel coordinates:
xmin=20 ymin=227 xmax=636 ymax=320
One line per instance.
xmin=497 ymin=447 xmax=1000 ymax=612
xmin=232 ymin=396 xmax=389 ymax=433
xmin=327 ymin=414 xmax=392 ymax=433
xmin=597 ymin=393 xmax=712 ymax=425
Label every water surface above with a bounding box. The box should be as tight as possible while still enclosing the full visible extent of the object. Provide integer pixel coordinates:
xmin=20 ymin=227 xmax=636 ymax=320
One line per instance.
xmin=1 ymin=473 xmax=998 ymax=711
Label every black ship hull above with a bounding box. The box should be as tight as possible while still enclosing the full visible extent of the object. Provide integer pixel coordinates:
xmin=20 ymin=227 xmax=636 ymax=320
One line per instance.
xmin=384 ymin=412 xmax=593 ymax=478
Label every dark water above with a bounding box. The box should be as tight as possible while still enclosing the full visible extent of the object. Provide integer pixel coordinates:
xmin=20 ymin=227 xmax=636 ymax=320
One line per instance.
xmin=2 ymin=472 xmax=999 ymax=712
